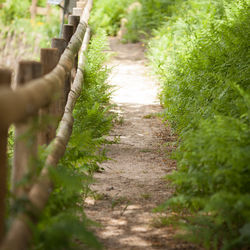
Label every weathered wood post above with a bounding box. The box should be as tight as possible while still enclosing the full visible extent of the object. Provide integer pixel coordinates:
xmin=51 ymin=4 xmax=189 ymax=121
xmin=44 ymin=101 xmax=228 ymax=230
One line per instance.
xmin=62 ymin=24 xmax=74 ymax=47
xmin=51 ymin=38 xmax=67 ymax=117
xmin=0 ymin=68 xmax=12 ymax=241
xmin=30 ymin=0 xmax=38 ymax=20
xmin=38 ymin=48 xmax=60 ymax=145
xmin=51 ymin=38 xmax=67 ymax=56
xmin=12 ymin=61 xmax=42 ymax=197
xmin=68 ymin=15 xmax=80 ymax=77
xmin=68 ymin=15 xmax=80 ymax=33
xmin=62 ymin=24 xmax=74 ymax=103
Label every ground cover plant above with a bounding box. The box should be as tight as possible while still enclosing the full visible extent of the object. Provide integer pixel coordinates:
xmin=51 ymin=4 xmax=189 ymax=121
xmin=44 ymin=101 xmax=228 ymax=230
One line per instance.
xmin=147 ymin=0 xmax=250 ymax=249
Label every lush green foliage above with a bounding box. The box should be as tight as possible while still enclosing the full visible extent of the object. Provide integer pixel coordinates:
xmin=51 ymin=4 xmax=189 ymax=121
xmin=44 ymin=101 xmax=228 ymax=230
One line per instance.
xmin=123 ymin=0 xmax=176 ymax=42
xmin=0 ymin=0 xmax=30 ymax=23
xmin=90 ymin=0 xmax=176 ymax=42
xmin=90 ymin=0 xmax=132 ymax=35
xmin=0 ymin=0 xmax=60 ymax=50
xmin=148 ymin=0 xmax=250 ymax=249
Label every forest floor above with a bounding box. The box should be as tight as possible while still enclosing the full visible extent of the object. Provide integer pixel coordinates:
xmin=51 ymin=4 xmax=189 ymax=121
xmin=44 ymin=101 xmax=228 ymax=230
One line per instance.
xmin=84 ymin=37 xmax=197 ymax=250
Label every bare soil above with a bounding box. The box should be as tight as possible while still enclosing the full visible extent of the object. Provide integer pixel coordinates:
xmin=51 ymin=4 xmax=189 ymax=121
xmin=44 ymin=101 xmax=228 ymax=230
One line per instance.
xmin=84 ymin=38 xmax=196 ymax=250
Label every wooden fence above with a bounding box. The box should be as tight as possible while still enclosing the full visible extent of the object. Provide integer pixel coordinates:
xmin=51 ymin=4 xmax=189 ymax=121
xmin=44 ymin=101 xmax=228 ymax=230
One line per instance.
xmin=0 ymin=0 xmax=93 ymax=249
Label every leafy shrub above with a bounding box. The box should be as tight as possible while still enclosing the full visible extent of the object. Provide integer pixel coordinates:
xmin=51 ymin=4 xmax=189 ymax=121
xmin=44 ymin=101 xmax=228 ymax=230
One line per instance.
xmin=0 ymin=1 xmax=60 ymax=58
xmin=90 ymin=0 xmax=176 ymax=41
xmin=123 ymin=0 xmax=176 ymax=42
xmin=0 ymin=0 xmax=31 ymax=24
xmin=90 ymin=0 xmax=133 ymax=35
xmin=149 ymin=0 xmax=250 ymax=248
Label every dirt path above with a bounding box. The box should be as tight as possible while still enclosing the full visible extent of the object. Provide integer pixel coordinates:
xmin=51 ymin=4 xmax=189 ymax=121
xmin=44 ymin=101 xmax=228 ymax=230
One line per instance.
xmin=84 ymin=38 xmax=194 ymax=250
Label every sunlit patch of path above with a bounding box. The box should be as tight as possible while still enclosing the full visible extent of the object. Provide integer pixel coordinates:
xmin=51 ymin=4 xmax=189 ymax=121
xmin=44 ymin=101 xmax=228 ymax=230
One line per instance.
xmin=84 ymin=37 xmax=197 ymax=250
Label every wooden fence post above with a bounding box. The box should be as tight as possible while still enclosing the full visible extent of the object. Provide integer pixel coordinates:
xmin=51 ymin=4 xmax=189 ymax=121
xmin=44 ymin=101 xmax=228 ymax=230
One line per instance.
xmin=68 ymin=15 xmax=80 ymax=78
xmin=62 ymin=24 xmax=74 ymax=44
xmin=0 ymin=68 xmax=12 ymax=242
xmin=51 ymin=38 xmax=67 ymax=56
xmin=62 ymin=24 xmax=74 ymax=104
xmin=30 ymin=0 xmax=38 ymax=20
xmin=68 ymin=15 xmax=80 ymax=34
xmin=51 ymin=38 xmax=67 ymax=117
xmin=38 ymin=49 xmax=60 ymax=145
xmin=12 ymin=61 xmax=42 ymax=197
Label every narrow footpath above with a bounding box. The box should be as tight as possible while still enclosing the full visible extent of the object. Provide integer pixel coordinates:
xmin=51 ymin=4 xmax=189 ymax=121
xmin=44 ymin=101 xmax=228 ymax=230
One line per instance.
xmin=84 ymin=38 xmax=195 ymax=250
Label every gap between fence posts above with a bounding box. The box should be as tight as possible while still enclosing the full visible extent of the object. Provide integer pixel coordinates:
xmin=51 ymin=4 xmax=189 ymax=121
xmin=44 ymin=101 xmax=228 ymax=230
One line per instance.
xmin=0 ymin=68 xmax=12 ymax=242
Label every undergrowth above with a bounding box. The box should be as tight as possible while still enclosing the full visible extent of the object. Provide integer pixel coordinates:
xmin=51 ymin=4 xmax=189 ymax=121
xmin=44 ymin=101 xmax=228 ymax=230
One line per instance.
xmin=148 ymin=0 xmax=250 ymax=249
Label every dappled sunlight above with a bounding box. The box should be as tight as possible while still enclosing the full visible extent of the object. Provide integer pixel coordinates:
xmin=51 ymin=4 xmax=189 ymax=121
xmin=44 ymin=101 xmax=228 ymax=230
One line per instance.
xmin=101 ymin=226 xmax=125 ymax=237
xmin=84 ymin=36 xmax=190 ymax=250
xmin=119 ymin=236 xmax=150 ymax=247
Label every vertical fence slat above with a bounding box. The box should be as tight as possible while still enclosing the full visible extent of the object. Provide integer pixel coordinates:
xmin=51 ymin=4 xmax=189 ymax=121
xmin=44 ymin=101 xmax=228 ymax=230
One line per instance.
xmin=0 ymin=69 xmax=12 ymax=241
xmin=12 ymin=61 xmax=42 ymax=197
xmin=62 ymin=24 xmax=74 ymax=45
xmin=51 ymin=38 xmax=68 ymax=117
xmin=38 ymin=48 xmax=60 ymax=145
xmin=69 ymin=15 xmax=80 ymax=76
xmin=30 ymin=0 xmax=38 ymax=20
xmin=51 ymin=38 xmax=67 ymax=56
xmin=68 ymin=15 xmax=80 ymax=34
xmin=62 ymin=24 xmax=74 ymax=105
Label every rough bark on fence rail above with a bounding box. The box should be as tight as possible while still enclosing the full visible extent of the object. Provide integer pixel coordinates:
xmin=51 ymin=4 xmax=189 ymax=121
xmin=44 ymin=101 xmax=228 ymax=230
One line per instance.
xmin=0 ymin=26 xmax=91 ymax=250
xmin=0 ymin=0 xmax=93 ymax=128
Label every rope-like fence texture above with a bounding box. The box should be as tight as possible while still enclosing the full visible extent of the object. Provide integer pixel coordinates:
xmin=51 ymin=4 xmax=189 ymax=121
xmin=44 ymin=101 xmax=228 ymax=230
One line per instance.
xmin=0 ymin=0 xmax=93 ymax=249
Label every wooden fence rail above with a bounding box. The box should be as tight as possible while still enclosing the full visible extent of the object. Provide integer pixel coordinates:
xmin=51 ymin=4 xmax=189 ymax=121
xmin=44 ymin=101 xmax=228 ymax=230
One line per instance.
xmin=0 ymin=0 xmax=92 ymax=249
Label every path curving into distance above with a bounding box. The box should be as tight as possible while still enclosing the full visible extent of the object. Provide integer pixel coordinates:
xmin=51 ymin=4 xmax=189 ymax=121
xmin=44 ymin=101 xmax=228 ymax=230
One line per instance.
xmin=84 ymin=37 xmax=197 ymax=250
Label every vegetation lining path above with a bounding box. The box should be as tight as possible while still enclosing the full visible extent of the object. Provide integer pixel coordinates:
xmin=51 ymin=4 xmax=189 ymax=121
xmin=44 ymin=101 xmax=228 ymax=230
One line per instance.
xmin=84 ymin=38 xmax=195 ymax=250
